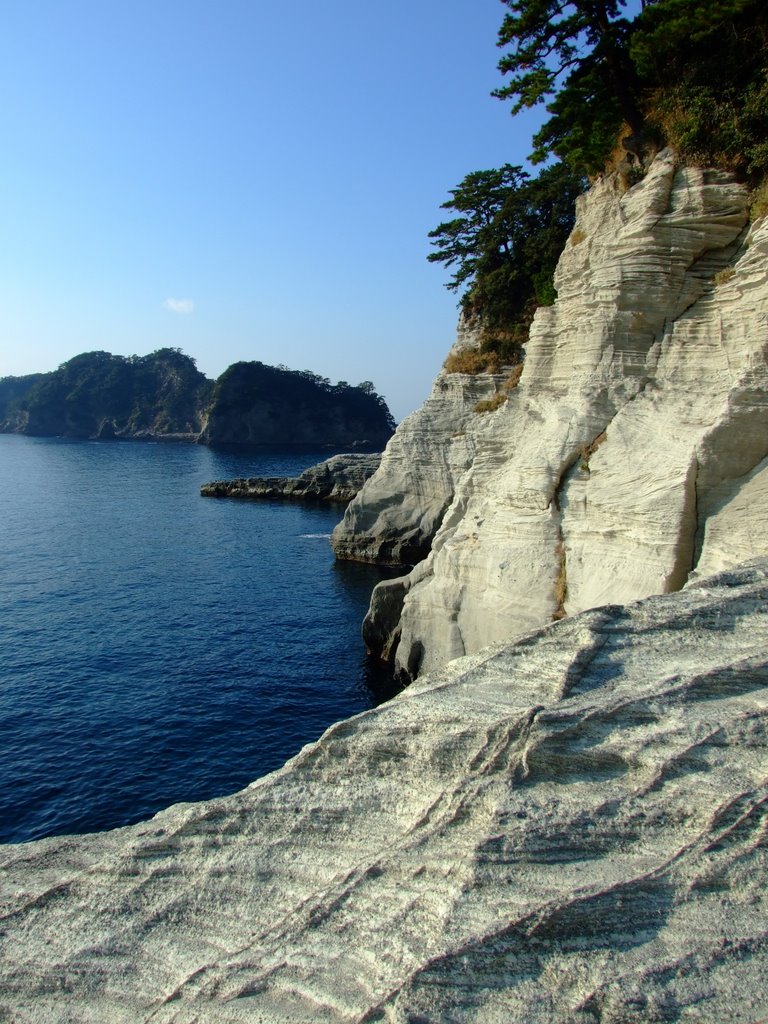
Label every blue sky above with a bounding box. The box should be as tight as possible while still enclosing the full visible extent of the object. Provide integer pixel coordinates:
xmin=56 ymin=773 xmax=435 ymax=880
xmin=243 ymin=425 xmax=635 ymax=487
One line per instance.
xmin=0 ymin=1 xmax=543 ymax=421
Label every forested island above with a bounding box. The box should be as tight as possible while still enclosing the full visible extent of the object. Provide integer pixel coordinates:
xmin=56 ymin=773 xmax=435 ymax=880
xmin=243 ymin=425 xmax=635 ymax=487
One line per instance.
xmin=0 ymin=348 xmax=395 ymax=448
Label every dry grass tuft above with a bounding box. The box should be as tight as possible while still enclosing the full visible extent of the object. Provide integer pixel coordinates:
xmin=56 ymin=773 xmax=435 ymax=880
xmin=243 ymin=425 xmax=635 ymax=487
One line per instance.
xmin=444 ymin=350 xmax=492 ymax=374
xmin=714 ymin=266 xmax=736 ymax=286
xmin=504 ymin=364 xmax=524 ymax=391
xmin=749 ymin=177 xmax=768 ymax=221
xmin=552 ymin=542 xmax=568 ymax=620
xmin=474 ymin=393 xmax=508 ymax=414
xmin=578 ymin=430 xmax=607 ymax=471
xmin=444 ymin=333 xmax=525 ymax=376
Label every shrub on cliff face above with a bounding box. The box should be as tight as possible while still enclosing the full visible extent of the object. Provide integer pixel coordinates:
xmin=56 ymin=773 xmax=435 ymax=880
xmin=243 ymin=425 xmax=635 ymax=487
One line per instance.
xmin=474 ymin=393 xmax=508 ymax=414
xmin=635 ymin=0 xmax=768 ymax=180
xmin=444 ymin=334 xmax=525 ymax=376
xmin=751 ymin=179 xmax=768 ymax=221
xmin=443 ymin=350 xmax=494 ymax=375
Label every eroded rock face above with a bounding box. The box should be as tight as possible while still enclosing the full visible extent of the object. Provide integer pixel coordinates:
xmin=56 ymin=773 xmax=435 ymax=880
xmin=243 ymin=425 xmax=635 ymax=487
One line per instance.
xmin=2 ymin=561 xmax=767 ymax=1023
xmin=348 ymin=151 xmax=768 ymax=680
xmin=330 ymin=318 xmax=510 ymax=565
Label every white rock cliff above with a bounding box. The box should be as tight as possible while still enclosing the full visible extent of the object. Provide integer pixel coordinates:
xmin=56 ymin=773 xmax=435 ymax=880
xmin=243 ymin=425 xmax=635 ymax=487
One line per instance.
xmin=334 ymin=151 xmax=768 ymax=682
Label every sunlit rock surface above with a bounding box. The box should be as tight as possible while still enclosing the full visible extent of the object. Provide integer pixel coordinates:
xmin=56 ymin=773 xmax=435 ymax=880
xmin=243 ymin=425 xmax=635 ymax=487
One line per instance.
xmin=331 ymin=318 xmax=510 ymax=566
xmin=343 ymin=151 xmax=768 ymax=681
xmin=1 ymin=560 xmax=767 ymax=1023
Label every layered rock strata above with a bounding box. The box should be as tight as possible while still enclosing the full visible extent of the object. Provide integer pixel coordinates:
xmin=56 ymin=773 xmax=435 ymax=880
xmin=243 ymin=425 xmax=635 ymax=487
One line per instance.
xmin=200 ymin=453 xmax=382 ymax=504
xmin=1 ymin=560 xmax=767 ymax=1023
xmin=338 ymin=151 xmax=768 ymax=681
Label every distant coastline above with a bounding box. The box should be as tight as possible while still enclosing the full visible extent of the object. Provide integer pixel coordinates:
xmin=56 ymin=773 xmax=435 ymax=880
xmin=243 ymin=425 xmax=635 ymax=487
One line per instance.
xmin=0 ymin=348 xmax=396 ymax=449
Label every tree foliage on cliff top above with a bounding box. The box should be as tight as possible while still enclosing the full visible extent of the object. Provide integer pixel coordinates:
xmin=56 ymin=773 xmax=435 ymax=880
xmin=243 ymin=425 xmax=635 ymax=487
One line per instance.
xmin=429 ymin=0 xmax=768 ymax=345
xmin=494 ymin=0 xmax=643 ymax=172
xmin=633 ymin=0 xmax=768 ymax=179
xmin=495 ymin=0 xmax=768 ymax=177
xmin=428 ymin=162 xmax=584 ymax=334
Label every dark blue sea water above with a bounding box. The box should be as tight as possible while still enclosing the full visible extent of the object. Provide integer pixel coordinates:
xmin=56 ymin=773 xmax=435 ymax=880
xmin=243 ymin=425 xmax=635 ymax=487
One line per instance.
xmin=0 ymin=435 xmax=398 ymax=845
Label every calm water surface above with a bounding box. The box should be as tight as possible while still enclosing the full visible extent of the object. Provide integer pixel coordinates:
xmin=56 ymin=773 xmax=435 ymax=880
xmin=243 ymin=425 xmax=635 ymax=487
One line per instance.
xmin=0 ymin=436 xmax=397 ymax=844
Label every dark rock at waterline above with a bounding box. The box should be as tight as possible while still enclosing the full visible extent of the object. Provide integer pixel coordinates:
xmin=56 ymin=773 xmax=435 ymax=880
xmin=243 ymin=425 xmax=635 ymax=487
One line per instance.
xmin=201 ymin=453 xmax=382 ymax=504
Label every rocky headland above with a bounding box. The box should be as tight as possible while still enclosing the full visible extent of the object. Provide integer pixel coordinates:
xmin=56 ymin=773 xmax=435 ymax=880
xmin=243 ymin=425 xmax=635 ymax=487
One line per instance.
xmin=334 ymin=151 xmax=768 ymax=683
xmin=200 ymin=453 xmax=382 ymax=504
xmin=1 ymin=559 xmax=767 ymax=1022
xmin=0 ymin=352 xmax=395 ymax=449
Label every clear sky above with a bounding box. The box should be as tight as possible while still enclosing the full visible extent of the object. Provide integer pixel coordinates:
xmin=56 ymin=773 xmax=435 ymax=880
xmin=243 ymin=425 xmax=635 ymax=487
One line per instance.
xmin=0 ymin=1 xmax=543 ymax=422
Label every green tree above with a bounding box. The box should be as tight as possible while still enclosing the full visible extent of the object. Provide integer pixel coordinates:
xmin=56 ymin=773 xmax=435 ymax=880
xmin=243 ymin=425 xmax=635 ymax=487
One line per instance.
xmin=494 ymin=0 xmax=643 ymax=170
xmin=428 ymin=162 xmax=584 ymax=330
xmin=427 ymin=0 xmax=768 ymax=367
xmin=494 ymin=0 xmax=768 ymax=177
xmin=427 ymin=165 xmax=527 ymax=293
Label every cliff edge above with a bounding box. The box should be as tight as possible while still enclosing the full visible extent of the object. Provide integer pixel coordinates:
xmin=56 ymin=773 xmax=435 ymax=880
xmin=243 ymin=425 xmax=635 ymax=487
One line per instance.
xmin=333 ymin=151 xmax=768 ymax=681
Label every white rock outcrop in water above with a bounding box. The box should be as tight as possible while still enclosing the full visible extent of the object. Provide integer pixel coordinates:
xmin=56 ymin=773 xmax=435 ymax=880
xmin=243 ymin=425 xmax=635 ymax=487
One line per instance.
xmin=1 ymin=560 xmax=767 ymax=1023
xmin=338 ymin=151 xmax=768 ymax=681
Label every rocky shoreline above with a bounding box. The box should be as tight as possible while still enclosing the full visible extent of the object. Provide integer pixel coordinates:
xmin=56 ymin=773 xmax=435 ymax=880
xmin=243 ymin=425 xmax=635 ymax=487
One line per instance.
xmin=2 ymin=560 xmax=766 ymax=1022
xmin=200 ymin=452 xmax=382 ymax=504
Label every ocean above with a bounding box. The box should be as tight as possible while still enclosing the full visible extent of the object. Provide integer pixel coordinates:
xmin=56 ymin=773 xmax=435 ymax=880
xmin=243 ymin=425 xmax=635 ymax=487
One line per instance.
xmin=0 ymin=435 xmax=399 ymax=844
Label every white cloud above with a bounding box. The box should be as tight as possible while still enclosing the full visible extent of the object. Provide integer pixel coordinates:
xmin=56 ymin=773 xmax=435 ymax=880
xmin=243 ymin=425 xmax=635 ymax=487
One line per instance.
xmin=163 ymin=297 xmax=194 ymax=314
